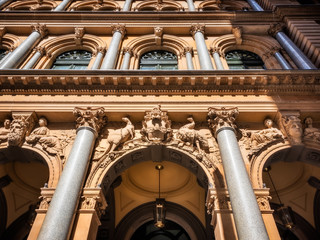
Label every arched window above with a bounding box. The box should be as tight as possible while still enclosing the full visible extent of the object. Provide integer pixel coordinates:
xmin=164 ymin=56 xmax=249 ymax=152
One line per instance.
xmin=51 ymin=50 xmax=92 ymax=69
xmin=225 ymin=50 xmax=265 ymax=69
xmin=0 ymin=50 xmax=7 ymax=62
xmin=139 ymin=50 xmax=178 ymax=70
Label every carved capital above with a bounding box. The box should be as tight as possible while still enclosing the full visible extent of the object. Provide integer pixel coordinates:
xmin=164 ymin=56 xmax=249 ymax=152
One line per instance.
xmin=33 ymin=46 xmax=45 ymax=55
xmin=210 ymin=47 xmax=220 ymax=54
xmin=8 ymin=112 xmax=37 ymax=147
xmin=79 ymin=188 xmax=107 ymax=218
xmin=277 ymin=111 xmax=302 ymax=145
xmin=112 ymin=24 xmax=126 ymax=36
xmin=207 ymin=107 xmax=239 ymax=136
xmin=73 ymin=107 xmax=107 ymax=134
xmin=38 ymin=188 xmax=55 ymax=210
xmin=31 ymin=24 xmax=48 ymax=38
xmin=122 ymin=47 xmax=132 ymax=55
xmin=183 ymin=46 xmax=193 ymax=55
xmin=268 ymin=23 xmax=285 ymax=37
xmin=190 ymin=24 xmax=205 ymax=36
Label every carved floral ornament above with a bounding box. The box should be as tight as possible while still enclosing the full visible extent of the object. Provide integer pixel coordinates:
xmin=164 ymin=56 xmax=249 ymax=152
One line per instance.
xmin=73 ymin=107 xmax=107 ymax=134
xmin=207 ymin=107 xmax=239 ymax=136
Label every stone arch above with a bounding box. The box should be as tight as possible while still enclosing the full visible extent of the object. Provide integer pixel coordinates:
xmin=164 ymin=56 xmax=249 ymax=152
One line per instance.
xmin=0 ymin=34 xmax=21 ymax=52
xmin=134 ymin=0 xmax=184 ymax=11
xmin=86 ymin=144 xmax=222 ymax=193
xmin=0 ymin=145 xmax=62 ymax=188
xmin=35 ymin=34 xmax=106 ymax=69
xmin=3 ymin=0 xmax=57 ymax=11
xmin=124 ymin=34 xmax=191 ymax=69
xmin=211 ymin=34 xmax=284 ymax=69
xmin=70 ymin=0 xmax=120 ymax=11
xmin=198 ymin=0 xmax=221 ymax=11
xmin=250 ymin=141 xmax=320 ymax=189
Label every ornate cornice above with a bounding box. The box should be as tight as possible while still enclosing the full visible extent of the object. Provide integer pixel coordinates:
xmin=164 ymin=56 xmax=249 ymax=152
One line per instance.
xmin=73 ymin=107 xmax=107 ymax=134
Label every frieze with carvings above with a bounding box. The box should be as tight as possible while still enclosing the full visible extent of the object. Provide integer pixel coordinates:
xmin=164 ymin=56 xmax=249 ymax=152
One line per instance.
xmin=140 ymin=105 xmax=173 ymax=143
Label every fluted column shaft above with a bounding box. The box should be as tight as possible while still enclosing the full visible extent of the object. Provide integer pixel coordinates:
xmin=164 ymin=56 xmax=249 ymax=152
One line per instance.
xmin=212 ymin=49 xmax=224 ymax=70
xmin=246 ymin=0 xmax=264 ymax=11
xmin=275 ymin=31 xmax=316 ymax=69
xmin=91 ymin=48 xmax=105 ymax=70
xmin=23 ymin=47 xmax=43 ymax=69
xmin=0 ymin=25 xmax=46 ymax=69
xmin=208 ymin=108 xmax=269 ymax=240
xmin=37 ymin=108 xmax=106 ymax=240
xmin=100 ymin=25 xmax=125 ymax=69
xmin=274 ymin=51 xmax=292 ymax=70
xmin=191 ymin=25 xmax=214 ymax=70
xmin=53 ymin=0 xmax=72 ymax=11
xmin=120 ymin=48 xmax=132 ymax=70
xmin=122 ymin=0 xmax=132 ymax=11
xmin=186 ymin=0 xmax=196 ymax=11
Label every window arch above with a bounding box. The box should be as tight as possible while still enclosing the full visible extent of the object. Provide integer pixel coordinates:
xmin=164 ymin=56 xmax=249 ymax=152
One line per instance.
xmin=51 ymin=50 xmax=92 ymax=69
xmin=225 ymin=50 xmax=265 ymax=69
xmin=139 ymin=50 xmax=178 ymax=70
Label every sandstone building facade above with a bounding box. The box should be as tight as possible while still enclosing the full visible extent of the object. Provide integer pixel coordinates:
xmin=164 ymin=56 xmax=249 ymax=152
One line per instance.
xmin=0 ymin=0 xmax=319 ymax=239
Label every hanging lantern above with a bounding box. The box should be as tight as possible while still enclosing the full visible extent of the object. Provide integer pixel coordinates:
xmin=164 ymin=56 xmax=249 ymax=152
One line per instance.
xmin=154 ymin=198 xmax=166 ymax=228
xmin=276 ymin=205 xmax=295 ymax=229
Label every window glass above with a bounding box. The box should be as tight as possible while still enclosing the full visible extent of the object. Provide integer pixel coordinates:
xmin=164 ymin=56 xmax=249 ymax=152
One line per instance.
xmin=139 ymin=50 xmax=178 ymax=70
xmin=51 ymin=50 xmax=92 ymax=69
xmin=0 ymin=50 xmax=6 ymax=62
xmin=225 ymin=50 xmax=265 ymax=69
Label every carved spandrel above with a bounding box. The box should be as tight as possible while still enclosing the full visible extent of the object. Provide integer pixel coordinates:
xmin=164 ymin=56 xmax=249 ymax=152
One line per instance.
xmin=26 ymin=117 xmax=62 ymax=155
xmin=304 ymin=117 xmax=320 ymax=143
xmin=8 ymin=112 xmax=36 ymax=147
xmin=73 ymin=107 xmax=107 ymax=134
xmin=207 ymin=107 xmax=239 ymax=136
xmin=140 ymin=105 xmax=172 ymax=143
xmin=93 ymin=117 xmax=135 ymax=161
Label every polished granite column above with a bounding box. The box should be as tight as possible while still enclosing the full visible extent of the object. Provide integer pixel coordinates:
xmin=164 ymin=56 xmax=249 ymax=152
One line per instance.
xmin=23 ymin=47 xmax=44 ymax=69
xmin=246 ymin=0 xmax=264 ymax=11
xmin=53 ymin=0 xmax=72 ymax=11
xmin=120 ymin=47 xmax=132 ymax=70
xmin=208 ymin=107 xmax=269 ymax=240
xmin=91 ymin=47 xmax=105 ymax=70
xmin=122 ymin=0 xmax=132 ymax=11
xmin=37 ymin=107 xmax=107 ymax=240
xmin=184 ymin=47 xmax=194 ymax=70
xmin=211 ymin=48 xmax=224 ymax=70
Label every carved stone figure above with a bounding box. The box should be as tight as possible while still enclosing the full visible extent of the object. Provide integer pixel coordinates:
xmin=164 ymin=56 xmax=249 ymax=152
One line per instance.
xmin=281 ymin=115 xmax=303 ymax=145
xmin=26 ymin=117 xmax=62 ymax=155
xmin=94 ymin=117 xmax=135 ymax=160
xmin=304 ymin=117 xmax=320 ymax=143
xmin=176 ymin=116 xmax=208 ymax=153
xmin=0 ymin=119 xmax=11 ymax=144
xmin=8 ymin=113 xmax=35 ymax=147
xmin=141 ymin=105 xmax=172 ymax=143
xmin=248 ymin=119 xmax=283 ymax=149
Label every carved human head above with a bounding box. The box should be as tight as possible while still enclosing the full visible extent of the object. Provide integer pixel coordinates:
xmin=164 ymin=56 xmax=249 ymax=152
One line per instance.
xmin=264 ymin=119 xmax=273 ymax=128
xmin=3 ymin=119 xmax=11 ymax=129
xmin=39 ymin=117 xmax=48 ymax=127
xmin=304 ymin=117 xmax=313 ymax=126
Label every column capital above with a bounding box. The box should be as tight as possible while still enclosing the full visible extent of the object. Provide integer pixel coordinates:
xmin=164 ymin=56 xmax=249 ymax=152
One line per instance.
xmin=33 ymin=46 xmax=45 ymax=55
xmin=31 ymin=24 xmax=48 ymax=38
xmin=183 ymin=46 xmax=193 ymax=55
xmin=79 ymin=188 xmax=108 ymax=218
xmin=190 ymin=24 xmax=205 ymax=36
xmin=207 ymin=107 xmax=239 ymax=136
xmin=122 ymin=46 xmax=132 ymax=55
xmin=268 ymin=23 xmax=285 ymax=37
xmin=73 ymin=107 xmax=107 ymax=134
xmin=112 ymin=24 xmax=126 ymax=36
xmin=93 ymin=46 xmax=106 ymax=56
xmin=210 ymin=47 xmax=221 ymax=54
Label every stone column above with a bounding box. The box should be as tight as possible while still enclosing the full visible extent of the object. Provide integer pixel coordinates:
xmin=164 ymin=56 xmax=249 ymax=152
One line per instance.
xmin=0 ymin=24 xmax=47 ymax=69
xmin=23 ymin=46 xmax=44 ymax=69
xmin=0 ymin=50 xmax=12 ymax=65
xmin=211 ymin=48 xmax=224 ymax=70
xmin=91 ymin=47 xmax=105 ymax=70
xmin=274 ymin=51 xmax=292 ymax=70
xmin=0 ymin=0 xmax=11 ymax=9
xmin=269 ymin=24 xmax=317 ymax=70
xmin=53 ymin=0 xmax=72 ymax=11
xmin=184 ymin=47 xmax=194 ymax=70
xmin=186 ymin=0 xmax=196 ymax=11
xmin=246 ymin=0 xmax=264 ymax=11
xmin=120 ymin=47 xmax=132 ymax=70
xmin=122 ymin=0 xmax=132 ymax=11
xmin=37 ymin=107 xmax=107 ymax=240
xmin=190 ymin=24 xmax=214 ymax=70
xmin=207 ymin=107 xmax=269 ymax=240
xmin=100 ymin=25 xmax=126 ymax=70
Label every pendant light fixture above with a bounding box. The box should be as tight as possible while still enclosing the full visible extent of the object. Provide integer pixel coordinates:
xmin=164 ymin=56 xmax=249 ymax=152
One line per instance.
xmin=264 ymin=166 xmax=295 ymax=229
xmin=154 ymin=164 xmax=166 ymax=228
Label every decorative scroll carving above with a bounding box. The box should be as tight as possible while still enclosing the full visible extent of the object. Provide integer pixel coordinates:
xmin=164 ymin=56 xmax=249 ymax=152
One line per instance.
xmin=0 ymin=119 xmax=11 ymax=144
xmin=256 ymin=196 xmax=272 ymax=211
xmin=8 ymin=112 xmax=36 ymax=147
xmin=154 ymin=27 xmax=163 ymax=46
xmin=303 ymin=117 xmax=320 ymax=143
xmin=26 ymin=117 xmax=62 ymax=155
xmin=279 ymin=113 xmax=302 ymax=145
xmin=207 ymin=107 xmax=239 ymax=136
xmin=243 ymin=119 xmax=284 ymax=152
xmin=112 ymin=24 xmax=126 ymax=36
xmin=190 ymin=24 xmax=205 ymax=36
xmin=93 ymin=117 xmax=135 ymax=160
xmin=31 ymin=24 xmax=48 ymax=38
xmin=140 ymin=105 xmax=172 ymax=143
xmin=73 ymin=107 xmax=107 ymax=134
xmin=176 ymin=116 xmax=209 ymax=153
